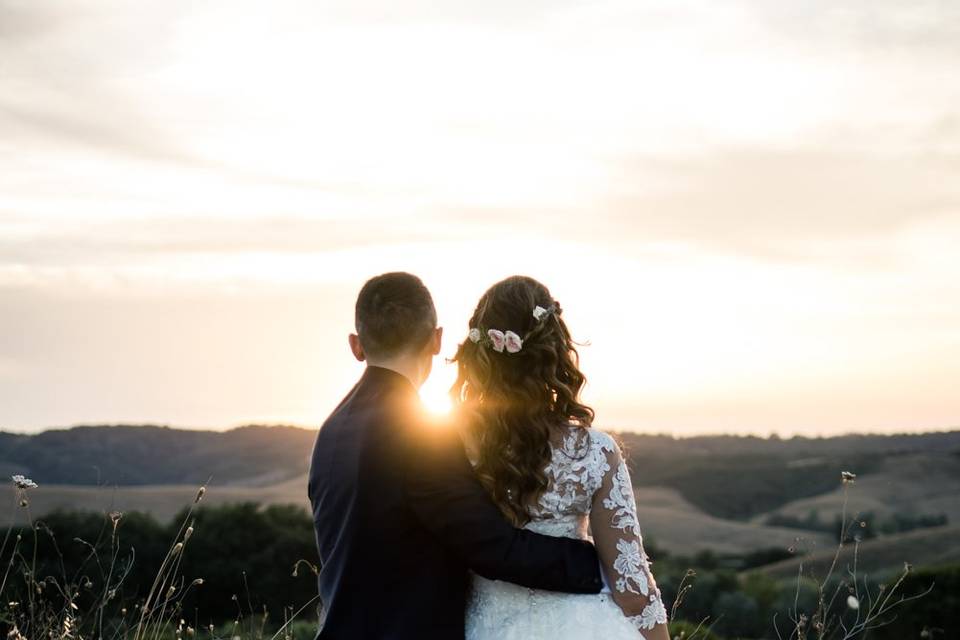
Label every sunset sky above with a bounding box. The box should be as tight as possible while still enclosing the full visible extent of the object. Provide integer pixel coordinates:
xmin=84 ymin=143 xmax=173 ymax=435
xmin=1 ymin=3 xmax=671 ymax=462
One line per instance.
xmin=2 ymin=0 xmax=958 ymax=436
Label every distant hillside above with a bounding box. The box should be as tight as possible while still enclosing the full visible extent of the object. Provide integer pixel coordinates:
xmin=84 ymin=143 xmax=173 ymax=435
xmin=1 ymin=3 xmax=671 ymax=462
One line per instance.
xmin=751 ymin=450 xmax=960 ymax=526
xmin=3 ymin=424 xmax=959 ymax=558
xmin=3 ymin=424 xmax=959 ymax=523
xmin=619 ymin=430 xmax=960 ymax=520
xmin=751 ymin=525 xmax=960 ymax=579
xmin=0 ymin=424 xmax=315 ymax=486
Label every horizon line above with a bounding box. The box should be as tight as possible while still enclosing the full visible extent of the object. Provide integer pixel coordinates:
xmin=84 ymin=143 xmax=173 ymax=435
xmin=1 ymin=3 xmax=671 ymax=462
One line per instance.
xmin=3 ymin=421 xmax=958 ymax=440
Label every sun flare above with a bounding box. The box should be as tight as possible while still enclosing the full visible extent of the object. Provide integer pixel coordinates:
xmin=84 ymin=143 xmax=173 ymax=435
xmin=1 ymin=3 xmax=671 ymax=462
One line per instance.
xmin=419 ymin=381 xmax=453 ymax=416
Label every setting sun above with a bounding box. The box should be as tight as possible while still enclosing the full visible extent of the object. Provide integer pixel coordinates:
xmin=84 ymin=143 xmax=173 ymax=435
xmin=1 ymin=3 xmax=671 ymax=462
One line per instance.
xmin=420 ymin=377 xmax=454 ymax=416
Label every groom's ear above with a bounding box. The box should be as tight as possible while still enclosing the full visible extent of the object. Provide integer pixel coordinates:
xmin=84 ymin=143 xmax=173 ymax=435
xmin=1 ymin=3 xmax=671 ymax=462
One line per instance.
xmin=348 ymin=333 xmax=366 ymax=362
xmin=430 ymin=327 xmax=442 ymax=355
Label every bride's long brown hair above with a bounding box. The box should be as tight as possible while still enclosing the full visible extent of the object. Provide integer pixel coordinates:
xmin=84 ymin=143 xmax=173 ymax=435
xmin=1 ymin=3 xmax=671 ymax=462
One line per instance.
xmin=450 ymin=276 xmax=595 ymax=525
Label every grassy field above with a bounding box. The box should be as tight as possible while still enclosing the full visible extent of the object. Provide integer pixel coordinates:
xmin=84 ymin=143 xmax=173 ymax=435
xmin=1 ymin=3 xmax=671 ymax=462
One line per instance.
xmin=751 ymin=524 xmax=960 ymax=580
xmin=3 ymin=425 xmax=957 ymax=561
xmin=3 ymin=474 xmax=833 ymax=556
xmin=750 ymin=451 xmax=960 ymax=525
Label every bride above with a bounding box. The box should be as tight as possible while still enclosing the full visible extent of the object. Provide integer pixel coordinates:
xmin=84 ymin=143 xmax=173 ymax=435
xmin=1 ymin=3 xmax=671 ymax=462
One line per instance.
xmin=450 ymin=275 xmax=670 ymax=640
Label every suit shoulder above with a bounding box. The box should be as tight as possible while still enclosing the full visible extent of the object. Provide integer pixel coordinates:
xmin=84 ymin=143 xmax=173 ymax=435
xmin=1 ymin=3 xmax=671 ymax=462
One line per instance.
xmin=396 ymin=413 xmax=463 ymax=453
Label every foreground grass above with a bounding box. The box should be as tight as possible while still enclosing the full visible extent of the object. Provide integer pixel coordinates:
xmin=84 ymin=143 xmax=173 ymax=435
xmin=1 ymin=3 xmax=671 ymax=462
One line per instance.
xmin=1 ymin=472 xmax=940 ymax=640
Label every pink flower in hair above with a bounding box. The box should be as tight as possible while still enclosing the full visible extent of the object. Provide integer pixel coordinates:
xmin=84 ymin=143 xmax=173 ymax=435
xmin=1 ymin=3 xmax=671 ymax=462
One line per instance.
xmin=503 ymin=331 xmax=523 ymax=353
xmin=487 ymin=329 xmax=506 ymax=352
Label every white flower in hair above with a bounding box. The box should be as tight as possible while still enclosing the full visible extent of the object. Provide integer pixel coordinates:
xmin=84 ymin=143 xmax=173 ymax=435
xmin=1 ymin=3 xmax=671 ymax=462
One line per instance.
xmin=468 ymin=328 xmax=482 ymax=343
xmin=503 ymin=330 xmax=523 ymax=353
xmin=533 ymin=305 xmax=549 ymax=320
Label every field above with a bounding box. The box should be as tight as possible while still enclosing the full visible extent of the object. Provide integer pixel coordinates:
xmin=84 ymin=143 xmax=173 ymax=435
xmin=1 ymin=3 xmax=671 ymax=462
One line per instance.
xmin=1 ymin=477 xmax=835 ymax=556
xmin=4 ymin=424 xmax=958 ymax=570
xmin=751 ymin=450 xmax=960 ymax=525
xmin=3 ymin=424 xmax=958 ymax=639
xmin=754 ymin=524 xmax=960 ymax=580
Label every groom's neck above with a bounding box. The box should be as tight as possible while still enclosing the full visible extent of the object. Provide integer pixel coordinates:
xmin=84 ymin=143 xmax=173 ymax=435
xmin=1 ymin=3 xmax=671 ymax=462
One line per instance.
xmin=365 ymin=355 xmax=425 ymax=389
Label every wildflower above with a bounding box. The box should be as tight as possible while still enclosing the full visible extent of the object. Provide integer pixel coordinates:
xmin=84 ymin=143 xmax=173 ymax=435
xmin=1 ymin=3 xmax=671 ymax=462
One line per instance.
xmin=173 ymin=542 xmax=183 ymax=554
xmin=191 ymin=578 xmax=204 ymax=586
xmin=184 ymin=525 xmax=194 ymax=542
xmin=904 ymin=561 xmax=913 ymax=572
xmin=847 ymin=595 xmax=860 ymax=610
xmin=468 ymin=328 xmax=482 ymax=343
xmin=841 ymin=471 xmax=856 ymax=483
xmin=194 ymin=486 xmax=206 ymax=503
xmin=11 ymin=475 xmax=37 ymax=489
xmin=533 ymin=305 xmax=549 ymax=320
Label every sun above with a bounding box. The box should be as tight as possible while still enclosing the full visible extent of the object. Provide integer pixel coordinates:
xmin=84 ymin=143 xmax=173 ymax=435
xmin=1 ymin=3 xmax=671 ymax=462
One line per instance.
xmin=419 ymin=380 xmax=453 ymax=416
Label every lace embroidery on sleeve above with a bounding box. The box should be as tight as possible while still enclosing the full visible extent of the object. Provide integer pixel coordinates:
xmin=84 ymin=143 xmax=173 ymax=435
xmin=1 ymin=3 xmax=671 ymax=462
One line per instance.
xmin=612 ymin=539 xmax=650 ymax=594
xmin=603 ymin=462 xmax=642 ymax=537
xmin=590 ymin=434 xmax=669 ymax=634
xmin=626 ymin=593 xmax=669 ymax=630
xmin=604 ymin=458 xmax=652 ymax=594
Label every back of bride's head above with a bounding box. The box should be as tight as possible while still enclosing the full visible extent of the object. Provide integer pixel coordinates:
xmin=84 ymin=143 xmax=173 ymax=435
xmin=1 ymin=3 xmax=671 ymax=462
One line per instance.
xmin=451 ymin=275 xmax=594 ymax=524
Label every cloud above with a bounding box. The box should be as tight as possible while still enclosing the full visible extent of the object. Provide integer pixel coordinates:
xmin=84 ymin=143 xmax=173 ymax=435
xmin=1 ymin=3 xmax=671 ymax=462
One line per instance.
xmin=743 ymin=0 xmax=960 ymax=55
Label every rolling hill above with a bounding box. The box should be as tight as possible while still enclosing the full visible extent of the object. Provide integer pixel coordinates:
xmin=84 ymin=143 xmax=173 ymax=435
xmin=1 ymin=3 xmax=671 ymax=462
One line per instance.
xmin=752 ymin=525 xmax=960 ymax=580
xmin=0 ymin=424 xmax=315 ymax=486
xmin=2 ymin=424 xmax=958 ymax=559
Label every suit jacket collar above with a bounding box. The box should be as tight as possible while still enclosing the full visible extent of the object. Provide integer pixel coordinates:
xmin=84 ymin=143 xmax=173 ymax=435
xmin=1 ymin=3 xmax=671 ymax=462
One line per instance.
xmin=360 ymin=365 xmax=417 ymax=395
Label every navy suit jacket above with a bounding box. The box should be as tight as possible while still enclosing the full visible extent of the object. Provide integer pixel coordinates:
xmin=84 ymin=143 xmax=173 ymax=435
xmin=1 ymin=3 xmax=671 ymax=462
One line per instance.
xmin=307 ymin=366 xmax=602 ymax=639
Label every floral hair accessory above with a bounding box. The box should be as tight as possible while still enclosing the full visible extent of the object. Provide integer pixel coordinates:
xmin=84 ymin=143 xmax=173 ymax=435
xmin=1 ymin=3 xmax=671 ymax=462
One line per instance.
xmin=532 ymin=304 xmax=556 ymax=321
xmin=488 ymin=329 xmax=522 ymax=353
xmin=467 ymin=326 xmax=523 ymax=353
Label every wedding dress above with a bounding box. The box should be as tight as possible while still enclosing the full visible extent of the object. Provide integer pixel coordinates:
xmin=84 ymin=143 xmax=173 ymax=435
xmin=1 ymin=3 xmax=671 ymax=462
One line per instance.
xmin=465 ymin=427 xmax=668 ymax=640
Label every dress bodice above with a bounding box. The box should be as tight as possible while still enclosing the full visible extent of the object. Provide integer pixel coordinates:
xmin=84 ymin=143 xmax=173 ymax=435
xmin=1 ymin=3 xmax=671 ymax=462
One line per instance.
xmin=467 ymin=426 xmax=669 ymax=638
xmin=523 ymin=426 xmax=614 ymax=539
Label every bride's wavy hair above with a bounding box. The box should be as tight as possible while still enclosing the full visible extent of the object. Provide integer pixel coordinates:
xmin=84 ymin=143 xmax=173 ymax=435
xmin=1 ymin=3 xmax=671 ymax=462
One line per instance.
xmin=450 ymin=275 xmax=595 ymax=525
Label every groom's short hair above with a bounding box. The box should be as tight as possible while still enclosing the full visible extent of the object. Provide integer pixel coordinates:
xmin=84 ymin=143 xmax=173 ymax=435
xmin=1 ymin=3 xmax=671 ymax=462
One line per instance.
xmin=355 ymin=272 xmax=437 ymax=358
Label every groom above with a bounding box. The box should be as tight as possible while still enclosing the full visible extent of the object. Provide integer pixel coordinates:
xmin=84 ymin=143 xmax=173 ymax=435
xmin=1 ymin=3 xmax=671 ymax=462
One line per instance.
xmin=308 ymin=272 xmax=603 ymax=639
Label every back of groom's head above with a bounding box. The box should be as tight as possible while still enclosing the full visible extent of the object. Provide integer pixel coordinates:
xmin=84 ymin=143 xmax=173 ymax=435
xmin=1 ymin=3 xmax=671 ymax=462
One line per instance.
xmin=354 ymin=272 xmax=437 ymax=359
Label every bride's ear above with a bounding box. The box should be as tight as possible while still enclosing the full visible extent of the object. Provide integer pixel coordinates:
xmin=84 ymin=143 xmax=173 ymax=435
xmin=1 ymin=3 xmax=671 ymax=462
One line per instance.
xmin=348 ymin=333 xmax=366 ymax=362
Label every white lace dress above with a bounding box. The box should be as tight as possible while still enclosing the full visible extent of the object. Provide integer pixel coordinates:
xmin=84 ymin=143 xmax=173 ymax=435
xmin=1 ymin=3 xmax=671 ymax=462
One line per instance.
xmin=465 ymin=428 xmax=668 ymax=640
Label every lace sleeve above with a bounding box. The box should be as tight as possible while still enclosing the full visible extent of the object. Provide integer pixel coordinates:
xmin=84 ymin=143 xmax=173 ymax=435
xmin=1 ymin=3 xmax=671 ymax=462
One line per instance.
xmin=589 ymin=436 xmax=669 ymax=638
